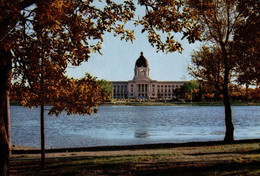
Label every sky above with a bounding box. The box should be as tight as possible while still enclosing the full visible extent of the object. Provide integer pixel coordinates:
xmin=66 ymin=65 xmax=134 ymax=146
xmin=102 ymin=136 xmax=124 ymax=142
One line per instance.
xmin=66 ymin=2 xmax=202 ymax=82
xmin=67 ymin=30 xmax=201 ymax=82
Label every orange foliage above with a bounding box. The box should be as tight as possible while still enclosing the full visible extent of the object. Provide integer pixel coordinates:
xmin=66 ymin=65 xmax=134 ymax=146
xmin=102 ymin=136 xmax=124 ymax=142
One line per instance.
xmin=249 ymin=88 xmax=260 ymax=102
xmin=11 ymin=74 xmax=109 ymax=116
xmin=136 ymin=0 xmax=201 ymax=53
xmin=1 ymin=0 xmax=135 ymax=115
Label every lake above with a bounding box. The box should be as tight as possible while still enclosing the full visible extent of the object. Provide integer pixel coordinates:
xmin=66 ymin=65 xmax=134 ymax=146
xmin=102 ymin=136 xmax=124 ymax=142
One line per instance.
xmin=11 ymin=105 xmax=260 ymax=148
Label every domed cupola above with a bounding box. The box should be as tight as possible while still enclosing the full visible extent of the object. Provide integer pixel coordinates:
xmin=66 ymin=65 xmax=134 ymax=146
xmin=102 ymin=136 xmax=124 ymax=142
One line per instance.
xmin=135 ymin=52 xmax=149 ymax=67
xmin=133 ymin=52 xmax=151 ymax=81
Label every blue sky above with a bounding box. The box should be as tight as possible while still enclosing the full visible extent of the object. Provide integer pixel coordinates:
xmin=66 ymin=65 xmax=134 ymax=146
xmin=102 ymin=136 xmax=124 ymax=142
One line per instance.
xmin=66 ymin=2 xmax=202 ymax=82
xmin=67 ymin=30 xmax=201 ymax=81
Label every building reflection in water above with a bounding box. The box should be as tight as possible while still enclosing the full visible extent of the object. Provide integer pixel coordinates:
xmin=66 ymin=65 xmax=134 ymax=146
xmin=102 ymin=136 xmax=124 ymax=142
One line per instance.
xmin=134 ymin=129 xmax=150 ymax=138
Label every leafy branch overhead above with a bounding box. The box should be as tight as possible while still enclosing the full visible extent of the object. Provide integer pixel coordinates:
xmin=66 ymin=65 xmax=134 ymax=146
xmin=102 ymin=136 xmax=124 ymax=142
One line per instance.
xmin=136 ymin=0 xmax=201 ymax=53
xmin=1 ymin=0 xmax=136 ymax=115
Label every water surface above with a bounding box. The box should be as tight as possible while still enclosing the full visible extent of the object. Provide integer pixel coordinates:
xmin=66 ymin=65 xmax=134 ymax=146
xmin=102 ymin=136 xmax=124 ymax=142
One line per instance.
xmin=11 ymin=105 xmax=260 ymax=148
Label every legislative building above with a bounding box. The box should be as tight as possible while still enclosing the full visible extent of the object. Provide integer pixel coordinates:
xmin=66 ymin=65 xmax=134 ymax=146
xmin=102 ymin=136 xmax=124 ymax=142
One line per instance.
xmin=112 ymin=52 xmax=186 ymax=100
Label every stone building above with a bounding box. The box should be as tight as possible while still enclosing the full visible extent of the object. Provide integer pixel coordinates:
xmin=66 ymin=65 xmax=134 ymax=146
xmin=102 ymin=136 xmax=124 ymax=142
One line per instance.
xmin=112 ymin=52 xmax=186 ymax=100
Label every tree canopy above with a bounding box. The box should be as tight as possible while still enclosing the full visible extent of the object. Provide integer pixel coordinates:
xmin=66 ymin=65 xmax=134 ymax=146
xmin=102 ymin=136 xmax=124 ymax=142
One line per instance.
xmin=234 ymin=0 xmax=260 ymax=85
xmin=2 ymin=0 xmax=136 ymax=111
xmin=189 ymin=46 xmax=224 ymax=92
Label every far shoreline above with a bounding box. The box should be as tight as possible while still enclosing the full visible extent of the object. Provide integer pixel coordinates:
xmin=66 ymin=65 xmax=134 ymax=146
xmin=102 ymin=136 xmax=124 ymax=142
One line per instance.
xmin=102 ymin=101 xmax=260 ymax=106
xmin=10 ymin=100 xmax=260 ymax=106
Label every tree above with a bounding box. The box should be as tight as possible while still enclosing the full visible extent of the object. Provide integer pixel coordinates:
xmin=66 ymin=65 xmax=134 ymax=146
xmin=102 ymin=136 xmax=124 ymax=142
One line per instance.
xmin=187 ymin=0 xmax=260 ymax=142
xmin=183 ymin=80 xmax=199 ymax=101
xmin=137 ymin=0 xmax=259 ymax=142
xmin=189 ymin=46 xmax=224 ymax=92
xmin=174 ymin=80 xmax=199 ymax=101
xmin=97 ymin=79 xmax=113 ymax=99
xmin=11 ymin=73 xmax=108 ymax=168
xmin=248 ymin=88 xmax=260 ymax=102
xmin=189 ymin=46 xmax=229 ymax=102
xmin=0 ymin=0 xmax=135 ymax=175
xmin=183 ymin=80 xmax=199 ymax=92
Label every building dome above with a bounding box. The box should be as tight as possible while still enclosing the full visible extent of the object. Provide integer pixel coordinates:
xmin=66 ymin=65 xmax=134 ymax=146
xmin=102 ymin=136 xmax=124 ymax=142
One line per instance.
xmin=135 ymin=52 xmax=149 ymax=67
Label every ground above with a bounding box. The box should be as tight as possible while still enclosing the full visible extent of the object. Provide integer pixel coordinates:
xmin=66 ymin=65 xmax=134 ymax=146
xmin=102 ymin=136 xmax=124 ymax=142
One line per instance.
xmin=10 ymin=140 xmax=260 ymax=175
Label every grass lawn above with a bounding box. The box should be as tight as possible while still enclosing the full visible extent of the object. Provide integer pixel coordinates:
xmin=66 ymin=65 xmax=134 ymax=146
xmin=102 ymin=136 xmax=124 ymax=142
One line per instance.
xmin=10 ymin=140 xmax=260 ymax=175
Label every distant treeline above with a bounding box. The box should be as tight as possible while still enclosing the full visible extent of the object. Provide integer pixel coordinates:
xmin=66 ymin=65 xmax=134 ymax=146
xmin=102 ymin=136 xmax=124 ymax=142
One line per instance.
xmin=174 ymin=80 xmax=259 ymax=102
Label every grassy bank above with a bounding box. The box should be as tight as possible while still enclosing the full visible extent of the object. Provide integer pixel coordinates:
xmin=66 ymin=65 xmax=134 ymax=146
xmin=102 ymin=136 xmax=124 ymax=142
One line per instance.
xmin=10 ymin=140 xmax=260 ymax=176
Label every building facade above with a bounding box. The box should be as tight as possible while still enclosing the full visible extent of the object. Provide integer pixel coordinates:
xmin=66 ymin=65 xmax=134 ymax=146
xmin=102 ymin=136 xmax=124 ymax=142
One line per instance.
xmin=112 ymin=52 xmax=186 ymax=100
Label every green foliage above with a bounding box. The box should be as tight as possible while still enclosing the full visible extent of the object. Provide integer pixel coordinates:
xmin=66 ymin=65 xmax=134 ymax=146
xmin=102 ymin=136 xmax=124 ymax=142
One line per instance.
xmin=173 ymin=80 xmax=199 ymax=100
xmin=97 ymin=79 xmax=113 ymax=99
xmin=183 ymin=80 xmax=199 ymax=92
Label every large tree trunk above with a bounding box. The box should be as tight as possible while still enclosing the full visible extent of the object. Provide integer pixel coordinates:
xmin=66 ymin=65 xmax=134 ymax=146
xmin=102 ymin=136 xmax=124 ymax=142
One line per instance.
xmin=223 ymin=65 xmax=234 ymax=143
xmin=0 ymin=49 xmax=12 ymax=176
xmin=219 ymin=43 xmax=234 ymax=143
xmin=223 ymin=88 xmax=234 ymax=142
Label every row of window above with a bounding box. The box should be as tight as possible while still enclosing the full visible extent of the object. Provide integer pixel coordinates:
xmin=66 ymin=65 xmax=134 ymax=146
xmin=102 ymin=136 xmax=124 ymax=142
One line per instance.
xmin=113 ymin=93 xmax=127 ymax=98
xmin=158 ymin=89 xmax=176 ymax=93
xmin=114 ymin=88 xmax=178 ymax=93
xmin=159 ymin=85 xmax=179 ymax=88
xmin=114 ymin=84 xmax=181 ymax=89
xmin=114 ymin=93 xmax=175 ymax=97
xmin=113 ymin=85 xmax=127 ymax=89
xmin=113 ymin=84 xmax=127 ymax=93
xmin=113 ymin=85 xmax=182 ymax=96
xmin=138 ymin=93 xmax=148 ymax=97
xmin=114 ymin=89 xmax=127 ymax=93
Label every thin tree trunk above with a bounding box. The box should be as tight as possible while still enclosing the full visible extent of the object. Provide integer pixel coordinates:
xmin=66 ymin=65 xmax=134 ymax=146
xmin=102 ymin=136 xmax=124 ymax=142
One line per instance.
xmin=4 ymin=95 xmax=11 ymax=157
xmin=40 ymin=45 xmax=46 ymax=169
xmin=198 ymin=83 xmax=202 ymax=101
xmin=0 ymin=49 xmax=12 ymax=176
xmin=40 ymin=103 xmax=45 ymax=169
